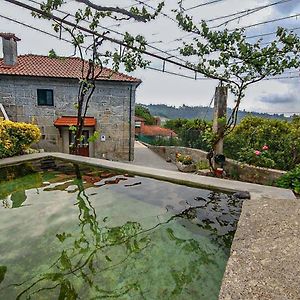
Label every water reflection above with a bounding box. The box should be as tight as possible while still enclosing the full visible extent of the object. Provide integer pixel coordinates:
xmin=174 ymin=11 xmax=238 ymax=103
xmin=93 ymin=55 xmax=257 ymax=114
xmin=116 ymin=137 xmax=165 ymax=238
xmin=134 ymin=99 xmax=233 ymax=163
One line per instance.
xmin=0 ymin=266 xmax=7 ymax=285
xmin=0 ymin=163 xmax=242 ymax=299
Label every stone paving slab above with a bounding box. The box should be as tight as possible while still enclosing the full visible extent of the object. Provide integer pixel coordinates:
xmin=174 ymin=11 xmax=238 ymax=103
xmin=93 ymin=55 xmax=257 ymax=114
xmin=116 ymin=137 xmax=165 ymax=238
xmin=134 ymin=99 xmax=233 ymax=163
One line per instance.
xmin=219 ymin=198 xmax=300 ymax=300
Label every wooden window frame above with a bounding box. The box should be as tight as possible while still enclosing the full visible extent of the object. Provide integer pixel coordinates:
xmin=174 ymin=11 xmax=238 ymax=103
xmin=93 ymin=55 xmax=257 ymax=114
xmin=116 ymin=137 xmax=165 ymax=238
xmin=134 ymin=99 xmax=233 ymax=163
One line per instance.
xmin=37 ymin=89 xmax=54 ymax=106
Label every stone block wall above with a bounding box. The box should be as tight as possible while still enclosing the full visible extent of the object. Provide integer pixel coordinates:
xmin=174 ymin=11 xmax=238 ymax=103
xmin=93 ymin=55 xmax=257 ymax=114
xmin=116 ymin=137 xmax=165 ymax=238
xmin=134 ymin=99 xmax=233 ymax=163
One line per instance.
xmin=0 ymin=75 xmax=137 ymax=161
xmin=145 ymin=144 xmax=286 ymax=185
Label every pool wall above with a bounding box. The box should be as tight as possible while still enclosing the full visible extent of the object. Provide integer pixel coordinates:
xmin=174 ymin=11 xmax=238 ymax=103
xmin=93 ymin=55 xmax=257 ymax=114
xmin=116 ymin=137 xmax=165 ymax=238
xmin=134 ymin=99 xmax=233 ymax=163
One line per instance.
xmin=0 ymin=153 xmax=298 ymax=299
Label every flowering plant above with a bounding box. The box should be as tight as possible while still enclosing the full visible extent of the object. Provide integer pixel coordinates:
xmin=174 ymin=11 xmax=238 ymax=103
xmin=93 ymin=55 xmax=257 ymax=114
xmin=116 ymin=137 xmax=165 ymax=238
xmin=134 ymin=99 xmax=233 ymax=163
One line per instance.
xmin=176 ymin=153 xmax=193 ymax=165
xmin=237 ymin=145 xmax=275 ymax=168
xmin=0 ymin=120 xmax=41 ymax=159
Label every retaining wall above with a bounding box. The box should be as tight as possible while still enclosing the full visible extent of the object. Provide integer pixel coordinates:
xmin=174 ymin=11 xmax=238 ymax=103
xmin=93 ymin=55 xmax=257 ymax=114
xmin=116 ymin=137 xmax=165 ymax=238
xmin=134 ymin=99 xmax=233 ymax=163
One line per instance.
xmin=144 ymin=144 xmax=286 ymax=185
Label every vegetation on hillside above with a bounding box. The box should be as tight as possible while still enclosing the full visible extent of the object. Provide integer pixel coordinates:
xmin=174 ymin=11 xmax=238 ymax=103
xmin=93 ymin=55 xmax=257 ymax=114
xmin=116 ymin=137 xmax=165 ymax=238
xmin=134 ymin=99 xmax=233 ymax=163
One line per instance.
xmin=144 ymin=104 xmax=289 ymax=122
xmin=135 ymin=104 xmax=155 ymax=125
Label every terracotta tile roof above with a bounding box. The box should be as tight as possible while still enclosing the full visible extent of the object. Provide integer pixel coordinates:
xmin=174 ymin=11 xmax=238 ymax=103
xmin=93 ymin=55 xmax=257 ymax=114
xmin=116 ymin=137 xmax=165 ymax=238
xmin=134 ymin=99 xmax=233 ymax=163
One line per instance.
xmin=0 ymin=54 xmax=141 ymax=83
xmin=54 ymin=116 xmax=96 ymax=127
xmin=141 ymin=125 xmax=177 ymax=137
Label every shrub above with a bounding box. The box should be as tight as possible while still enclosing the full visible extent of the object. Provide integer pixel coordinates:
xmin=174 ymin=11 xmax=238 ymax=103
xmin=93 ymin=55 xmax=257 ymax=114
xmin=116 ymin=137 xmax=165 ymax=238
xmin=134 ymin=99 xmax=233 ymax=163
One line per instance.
xmin=196 ymin=160 xmax=210 ymax=170
xmin=176 ymin=153 xmax=193 ymax=165
xmin=236 ymin=146 xmax=275 ymax=168
xmin=276 ymin=165 xmax=300 ymax=194
xmin=224 ymin=116 xmax=300 ymax=171
xmin=0 ymin=120 xmax=41 ymax=159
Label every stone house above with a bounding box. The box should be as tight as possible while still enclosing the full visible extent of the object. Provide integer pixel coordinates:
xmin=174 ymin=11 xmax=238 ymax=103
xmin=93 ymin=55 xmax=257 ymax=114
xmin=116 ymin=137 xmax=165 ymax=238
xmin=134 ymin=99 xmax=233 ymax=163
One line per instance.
xmin=0 ymin=33 xmax=141 ymax=161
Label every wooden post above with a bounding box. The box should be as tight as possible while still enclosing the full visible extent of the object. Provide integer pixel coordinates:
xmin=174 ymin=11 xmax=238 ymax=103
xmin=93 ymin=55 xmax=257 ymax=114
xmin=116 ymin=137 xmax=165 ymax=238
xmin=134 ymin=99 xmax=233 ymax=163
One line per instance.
xmin=213 ymin=85 xmax=228 ymax=166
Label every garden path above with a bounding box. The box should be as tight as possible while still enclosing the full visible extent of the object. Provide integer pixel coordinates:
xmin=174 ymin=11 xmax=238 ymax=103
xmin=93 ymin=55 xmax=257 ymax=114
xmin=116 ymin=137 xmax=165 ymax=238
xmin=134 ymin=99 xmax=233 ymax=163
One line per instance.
xmin=130 ymin=141 xmax=178 ymax=171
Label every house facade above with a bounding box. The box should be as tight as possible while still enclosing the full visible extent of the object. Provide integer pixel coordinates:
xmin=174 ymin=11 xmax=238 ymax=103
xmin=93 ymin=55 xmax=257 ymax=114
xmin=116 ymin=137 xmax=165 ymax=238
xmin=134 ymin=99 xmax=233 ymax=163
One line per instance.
xmin=0 ymin=33 xmax=141 ymax=161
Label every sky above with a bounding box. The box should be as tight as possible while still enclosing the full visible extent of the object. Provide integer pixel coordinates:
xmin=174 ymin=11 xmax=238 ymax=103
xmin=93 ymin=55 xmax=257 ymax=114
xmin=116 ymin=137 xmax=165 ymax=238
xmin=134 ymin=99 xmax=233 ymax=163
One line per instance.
xmin=0 ymin=0 xmax=300 ymax=115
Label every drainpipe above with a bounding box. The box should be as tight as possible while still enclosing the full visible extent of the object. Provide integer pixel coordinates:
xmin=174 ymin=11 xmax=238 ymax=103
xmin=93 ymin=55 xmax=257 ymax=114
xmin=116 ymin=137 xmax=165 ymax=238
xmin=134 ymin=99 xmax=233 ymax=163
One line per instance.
xmin=129 ymin=85 xmax=133 ymax=161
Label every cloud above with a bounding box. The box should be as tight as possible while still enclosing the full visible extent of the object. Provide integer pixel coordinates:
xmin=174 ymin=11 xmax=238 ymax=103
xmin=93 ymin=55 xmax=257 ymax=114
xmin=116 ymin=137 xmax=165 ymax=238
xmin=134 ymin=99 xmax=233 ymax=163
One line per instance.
xmin=259 ymin=93 xmax=297 ymax=104
xmin=271 ymin=0 xmax=300 ymax=15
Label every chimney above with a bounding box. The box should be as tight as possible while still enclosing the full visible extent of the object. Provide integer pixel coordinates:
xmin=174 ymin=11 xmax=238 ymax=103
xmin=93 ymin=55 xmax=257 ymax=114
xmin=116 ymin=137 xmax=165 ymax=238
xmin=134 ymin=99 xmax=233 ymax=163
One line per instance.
xmin=0 ymin=33 xmax=21 ymax=66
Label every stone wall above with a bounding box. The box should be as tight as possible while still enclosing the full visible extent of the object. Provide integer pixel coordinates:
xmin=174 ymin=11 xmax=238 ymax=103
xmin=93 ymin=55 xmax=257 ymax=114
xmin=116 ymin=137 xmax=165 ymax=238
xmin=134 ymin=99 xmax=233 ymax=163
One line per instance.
xmin=145 ymin=144 xmax=286 ymax=185
xmin=0 ymin=75 xmax=137 ymax=161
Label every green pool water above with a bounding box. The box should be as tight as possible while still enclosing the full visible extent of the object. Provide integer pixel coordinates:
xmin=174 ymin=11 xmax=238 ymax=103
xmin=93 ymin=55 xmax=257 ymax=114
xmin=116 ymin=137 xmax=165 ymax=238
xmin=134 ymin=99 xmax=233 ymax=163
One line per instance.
xmin=0 ymin=162 xmax=243 ymax=300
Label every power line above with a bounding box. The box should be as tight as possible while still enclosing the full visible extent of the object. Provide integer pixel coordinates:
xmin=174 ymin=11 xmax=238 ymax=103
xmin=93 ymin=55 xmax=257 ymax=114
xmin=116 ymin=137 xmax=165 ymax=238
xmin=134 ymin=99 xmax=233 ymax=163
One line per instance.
xmin=246 ymin=26 xmax=300 ymax=39
xmin=184 ymin=0 xmax=226 ymax=12
xmin=0 ymin=13 xmax=211 ymax=81
xmin=2 ymin=12 xmax=297 ymax=83
xmin=146 ymin=66 xmax=212 ymax=80
xmin=26 ymin=0 xmax=189 ymax=65
xmin=0 ymin=13 xmax=75 ymax=46
xmin=133 ymin=0 xmax=177 ymax=24
xmin=205 ymin=0 xmax=293 ymax=23
xmin=211 ymin=0 xmax=293 ymax=29
xmin=3 ymin=0 xmax=299 ymax=83
xmin=263 ymin=75 xmax=299 ymax=80
xmin=229 ymin=12 xmax=300 ymax=31
xmin=3 ymin=0 xmax=216 ymax=81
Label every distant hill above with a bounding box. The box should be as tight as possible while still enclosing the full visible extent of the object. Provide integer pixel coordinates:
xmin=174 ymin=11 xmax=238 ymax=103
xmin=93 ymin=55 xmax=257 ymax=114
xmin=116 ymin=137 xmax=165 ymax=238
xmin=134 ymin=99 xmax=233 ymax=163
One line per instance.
xmin=140 ymin=104 xmax=289 ymax=122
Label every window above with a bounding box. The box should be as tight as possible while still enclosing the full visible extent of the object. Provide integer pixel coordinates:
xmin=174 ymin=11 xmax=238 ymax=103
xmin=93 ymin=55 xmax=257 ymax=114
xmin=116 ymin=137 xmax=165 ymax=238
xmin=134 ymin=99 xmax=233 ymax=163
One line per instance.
xmin=37 ymin=89 xmax=54 ymax=106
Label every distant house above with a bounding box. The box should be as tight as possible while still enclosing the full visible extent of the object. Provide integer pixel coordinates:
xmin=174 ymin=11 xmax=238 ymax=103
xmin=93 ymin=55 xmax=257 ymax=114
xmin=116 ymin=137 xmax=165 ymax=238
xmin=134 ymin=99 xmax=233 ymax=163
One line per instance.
xmin=0 ymin=33 xmax=141 ymax=161
xmin=134 ymin=116 xmax=176 ymax=143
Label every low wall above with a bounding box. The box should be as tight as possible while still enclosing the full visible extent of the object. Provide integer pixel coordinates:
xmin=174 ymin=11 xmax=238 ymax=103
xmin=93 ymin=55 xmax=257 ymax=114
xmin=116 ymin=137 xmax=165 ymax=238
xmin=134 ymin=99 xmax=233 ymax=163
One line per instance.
xmin=144 ymin=144 xmax=286 ymax=186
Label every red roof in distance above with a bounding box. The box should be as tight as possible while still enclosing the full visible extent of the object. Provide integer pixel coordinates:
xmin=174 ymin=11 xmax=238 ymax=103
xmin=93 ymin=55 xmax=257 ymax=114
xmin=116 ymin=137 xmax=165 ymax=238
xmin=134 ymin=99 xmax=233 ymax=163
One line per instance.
xmin=0 ymin=54 xmax=141 ymax=83
xmin=141 ymin=125 xmax=177 ymax=137
xmin=54 ymin=116 xmax=96 ymax=127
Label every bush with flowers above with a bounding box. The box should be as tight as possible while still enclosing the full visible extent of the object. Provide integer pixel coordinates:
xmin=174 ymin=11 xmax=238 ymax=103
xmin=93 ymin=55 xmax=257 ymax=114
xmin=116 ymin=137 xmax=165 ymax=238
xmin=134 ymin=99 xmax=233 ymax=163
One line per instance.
xmin=0 ymin=120 xmax=41 ymax=159
xmin=236 ymin=144 xmax=275 ymax=168
xmin=224 ymin=116 xmax=300 ymax=171
xmin=176 ymin=152 xmax=193 ymax=165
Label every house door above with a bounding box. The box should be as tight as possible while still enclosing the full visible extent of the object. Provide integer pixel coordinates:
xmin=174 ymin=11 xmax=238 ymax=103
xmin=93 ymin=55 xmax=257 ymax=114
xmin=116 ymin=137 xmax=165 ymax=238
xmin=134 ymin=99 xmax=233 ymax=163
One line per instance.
xmin=69 ymin=130 xmax=90 ymax=157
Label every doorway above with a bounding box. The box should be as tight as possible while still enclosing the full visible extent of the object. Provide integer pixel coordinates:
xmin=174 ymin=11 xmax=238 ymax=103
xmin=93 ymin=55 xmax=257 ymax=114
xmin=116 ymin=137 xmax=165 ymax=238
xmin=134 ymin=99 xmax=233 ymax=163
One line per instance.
xmin=69 ymin=130 xmax=90 ymax=157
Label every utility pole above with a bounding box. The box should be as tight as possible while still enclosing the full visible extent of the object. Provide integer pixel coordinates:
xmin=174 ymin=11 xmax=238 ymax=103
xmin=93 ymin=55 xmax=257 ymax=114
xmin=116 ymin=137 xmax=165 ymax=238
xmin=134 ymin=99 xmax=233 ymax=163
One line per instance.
xmin=212 ymin=84 xmax=228 ymax=169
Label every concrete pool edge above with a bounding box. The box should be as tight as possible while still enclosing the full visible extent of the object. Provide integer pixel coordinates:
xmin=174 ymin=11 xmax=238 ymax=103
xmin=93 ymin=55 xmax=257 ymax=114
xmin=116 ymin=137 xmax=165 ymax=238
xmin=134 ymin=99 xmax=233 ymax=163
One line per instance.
xmin=0 ymin=152 xmax=294 ymax=200
xmin=0 ymin=153 xmax=298 ymax=299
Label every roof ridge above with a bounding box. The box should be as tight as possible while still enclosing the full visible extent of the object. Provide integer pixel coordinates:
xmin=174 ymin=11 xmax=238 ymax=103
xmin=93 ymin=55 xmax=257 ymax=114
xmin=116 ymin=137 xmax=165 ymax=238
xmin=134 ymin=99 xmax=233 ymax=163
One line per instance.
xmin=0 ymin=54 xmax=141 ymax=83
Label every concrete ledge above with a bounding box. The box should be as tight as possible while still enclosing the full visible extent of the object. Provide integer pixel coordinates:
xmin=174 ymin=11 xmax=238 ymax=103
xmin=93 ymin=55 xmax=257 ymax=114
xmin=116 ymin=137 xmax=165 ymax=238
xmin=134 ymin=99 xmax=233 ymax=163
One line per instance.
xmin=0 ymin=153 xmax=299 ymax=299
xmin=0 ymin=152 xmax=294 ymax=200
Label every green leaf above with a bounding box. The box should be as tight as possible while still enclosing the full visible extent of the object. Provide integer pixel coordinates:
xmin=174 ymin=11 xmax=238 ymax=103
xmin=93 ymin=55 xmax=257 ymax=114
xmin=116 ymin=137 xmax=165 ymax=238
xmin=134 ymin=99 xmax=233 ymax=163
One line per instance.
xmin=60 ymin=251 xmax=72 ymax=270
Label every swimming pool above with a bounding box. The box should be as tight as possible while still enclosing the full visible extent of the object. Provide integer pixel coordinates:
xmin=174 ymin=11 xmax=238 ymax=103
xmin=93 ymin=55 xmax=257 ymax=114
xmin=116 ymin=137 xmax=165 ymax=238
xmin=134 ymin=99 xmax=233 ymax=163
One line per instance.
xmin=0 ymin=161 xmax=243 ymax=299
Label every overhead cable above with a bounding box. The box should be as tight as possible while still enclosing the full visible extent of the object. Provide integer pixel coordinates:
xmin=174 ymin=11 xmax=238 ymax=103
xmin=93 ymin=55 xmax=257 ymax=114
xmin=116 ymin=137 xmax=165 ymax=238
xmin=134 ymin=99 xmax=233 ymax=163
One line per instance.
xmin=210 ymin=0 xmax=294 ymax=28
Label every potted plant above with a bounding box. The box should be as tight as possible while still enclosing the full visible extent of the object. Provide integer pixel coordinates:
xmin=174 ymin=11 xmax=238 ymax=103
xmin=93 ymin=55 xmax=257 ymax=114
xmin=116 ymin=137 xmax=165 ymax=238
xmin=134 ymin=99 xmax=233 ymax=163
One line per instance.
xmin=176 ymin=153 xmax=196 ymax=172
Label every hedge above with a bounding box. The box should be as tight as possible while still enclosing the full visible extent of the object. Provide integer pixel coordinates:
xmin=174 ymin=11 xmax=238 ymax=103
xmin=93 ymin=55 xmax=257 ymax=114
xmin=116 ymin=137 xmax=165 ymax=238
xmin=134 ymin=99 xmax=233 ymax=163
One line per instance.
xmin=0 ymin=120 xmax=41 ymax=159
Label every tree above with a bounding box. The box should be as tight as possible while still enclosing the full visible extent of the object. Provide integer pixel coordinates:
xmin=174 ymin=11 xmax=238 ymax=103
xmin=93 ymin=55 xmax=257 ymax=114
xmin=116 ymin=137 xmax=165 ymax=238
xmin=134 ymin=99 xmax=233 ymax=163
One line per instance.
xmin=135 ymin=104 xmax=155 ymax=125
xmin=174 ymin=11 xmax=300 ymax=167
xmin=34 ymin=0 xmax=164 ymax=155
xmin=33 ymin=1 xmax=300 ymax=169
